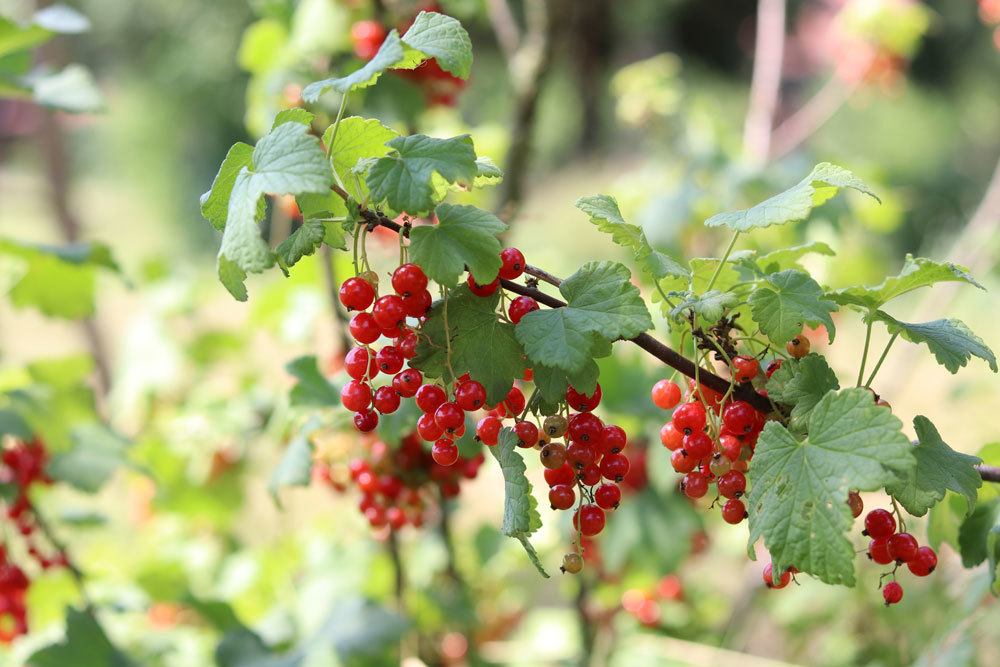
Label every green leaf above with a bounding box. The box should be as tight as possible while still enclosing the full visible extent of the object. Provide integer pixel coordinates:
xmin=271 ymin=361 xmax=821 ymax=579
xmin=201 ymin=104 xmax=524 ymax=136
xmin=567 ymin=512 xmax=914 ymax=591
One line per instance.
xmin=884 ymin=416 xmax=982 ymax=517
xmin=532 ymin=360 xmax=600 ymax=404
xmin=516 ymin=261 xmax=653 ymax=374
xmin=407 ymin=203 xmax=506 ymax=285
xmin=474 ymin=157 xmax=503 ymax=185
xmin=575 ymin=194 xmax=689 ymax=281
xmin=31 ymin=64 xmax=103 ymax=113
xmin=958 ymin=499 xmax=1000 ymax=568
xmin=28 ymin=607 xmax=136 ymax=667
xmin=400 ymin=11 xmax=473 ymax=79
xmin=302 ymin=30 xmax=408 ymax=100
xmin=747 ymin=388 xmax=914 ymax=585
xmin=286 ymin=356 xmax=339 ymax=406
xmin=366 ymin=134 xmax=478 ymax=215
xmin=323 ymin=116 xmax=398 ymax=201
xmin=0 ymin=408 xmax=32 ymax=439
xmin=749 ymin=269 xmax=838 ymax=344
xmin=830 ymin=254 xmax=984 ymax=311
xmin=201 ymin=143 xmax=254 ymax=231
xmin=269 ymin=418 xmax=321 ymax=507
xmin=668 ymin=289 xmax=737 ymax=324
xmin=216 ymin=121 xmax=331 ymax=300
xmin=765 ymin=353 xmax=840 ymax=433
xmin=988 ymin=520 xmax=1000 ymax=596
xmin=275 ymin=220 xmax=326 ymax=268
xmin=755 ymin=241 xmax=836 ymax=274
xmin=271 ymin=108 xmax=314 ymax=128
xmin=487 ymin=428 xmax=548 ymax=577
xmin=872 ymin=312 xmax=997 ymax=374
xmin=47 ymin=424 xmax=130 ymax=494
xmin=706 ymin=163 xmax=878 ymax=231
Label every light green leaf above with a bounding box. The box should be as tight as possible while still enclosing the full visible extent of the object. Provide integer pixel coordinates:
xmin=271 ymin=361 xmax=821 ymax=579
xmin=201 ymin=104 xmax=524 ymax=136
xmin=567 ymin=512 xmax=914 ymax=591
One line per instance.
xmin=517 ymin=262 xmax=652 ymax=374
xmin=302 ymin=30 xmax=408 ymax=101
xmin=28 ymin=607 xmax=137 ymax=667
xmin=958 ymin=500 xmax=999 ymax=568
xmin=400 ymin=11 xmax=473 ymax=78
xmin=47 ymin=424 xmax=130 ymax=494
xmin=271 ymin=108 xmax=314 ymax=128
xmin=487 ymin=428 xmax=548 ymax=577
xmin=366 ymin=134 xmax=478 ymax=215
xmin=747 ymin=388 xmax=914 ymax=585
xmin=200 ymin=143 xmax=254 ymax=231
xmin=32 ymin=5 xmax=90 ymax=34
xmin=872 ymin=312 xmax=997 ymax=374
xmin=238 ymin=18 xmax=289 ymax=74
xmin=0 ymin=409 xmax=32 ymax=439
xmin=830 ymin=254 xmax=984 ymax=311
xmin=668 ymin=289 xmax=737 ymax=324
xmin=323 ymin=116 xmax=399 ymax=200
xmin=474 ymin=157 xmax=503 ymax=185
xmin=749 ymin=269 xmax=837 ymax=344
xmin=31 ymin=64 xmax=103 ymax=113
xmin=276 ymin=220 xmax=326 ymax=268
xmin=269 ymin=418 xmax=320 ymax=507
xmin=706 ymin=162 xmax=879 ymax=231
xmin=286 ymin=356 xmax=339 ymax=406
xmin=756 ymin=241 xmax=836 ymax=274
xmin=407 ymin=203 xmax=506 ymax=285
xmin=885 ymin=416 xmax=982 ymax=517
xmin=765 ymin=354 xmax=840 ymax=432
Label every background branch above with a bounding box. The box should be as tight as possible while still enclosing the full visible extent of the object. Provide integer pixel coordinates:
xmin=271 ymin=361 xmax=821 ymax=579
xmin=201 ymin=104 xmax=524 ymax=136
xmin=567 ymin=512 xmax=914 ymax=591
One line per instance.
xmin=742 ymin=0 xmax=787 ymax=165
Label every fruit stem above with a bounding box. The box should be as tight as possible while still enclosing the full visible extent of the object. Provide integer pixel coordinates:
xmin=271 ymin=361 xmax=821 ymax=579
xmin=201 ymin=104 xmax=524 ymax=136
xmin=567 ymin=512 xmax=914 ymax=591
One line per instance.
xmin=856 ymin=319 xmax=874 ymax=387
xmin=705 ymin=230 xmax=741 ymax=292
xmin=864 ymin=332 xmax=898 ymax=388
xmin=327 ymin=92 xmax=351 ymax=193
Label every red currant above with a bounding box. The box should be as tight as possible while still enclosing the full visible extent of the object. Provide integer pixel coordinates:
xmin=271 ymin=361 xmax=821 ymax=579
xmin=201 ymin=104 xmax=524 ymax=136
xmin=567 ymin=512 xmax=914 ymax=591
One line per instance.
xmin=568 ymin=412 xmax=603 ymax=443
xmin=540 ymin=443 xmax=567 ymax=469
xmin=508 ymin=296 xmax=538 ymax=324
xmin=341 ymin=380 xmax=372 ymax=412
xmin=417 ymin=412 xmax=444 ymax=441
xmin=514 ymin=421 xmax=539 ymax=448
xmin=847 ymin=490 xmax=863 ymax=518
xmin=763 ymin=562 xmax=791 ymax=589
xmin=376 ymin=346 xmax=404 ymax=375
xmin=372 ymin=386 xmax=400 ymax=414
xmin=660 ymin=422 xmax=684 ymax=450
xmin=544 ymin=464 xmax=576 ymax=487
xmin=345 ymin=347 xmax=377 ymax=380
xmin=574 ymin=504 xmax=606 ymax=536
xmin=594 ymin=483 xmax=622 ymax=510
xmin=786 ymin=335 xmax=810 ymax=358
xmin=549 ymin=484 xmax=576 ymax=510
xmin=415 ymin=384 xmax=447 ymax=413
xmin=864 ymin=509 xmax=896 ymax=539
xmin=717 ymin=470 xmax=746 ymax=499
xmin=600 ymin=453 xmax=630 ymax=482
xmin=467 ymin=274 xmax=500 ymax=297
xmin=349 ymin=312 xmax=381 ymax=344
xmin=732 ymin=355 xmax=760 ymax=383
xmin=722 ymin=401 xmax=756 ymax=434
xmin=391 ymin=263 xmax=428 ymax=297
xmin=402 ymin=289 xmax=432 ymax=318
xmin=502 ymin=386 xmax=526 ymax=415
xmin=907 ymin=546 xmax=937 ymax=576
xmin=882 ymin=581 xmax=903 ymax=605
xmin=434 ymin=402 xmax=465 ymax=433
xmin=719 ymin=434 xmax=742 ymax=461
xmin=372 ymin=295 xmax=406 ymax=330
xmin=868 ymin=537 xmax=894 ymax=565
xmin=721 ymin=498 xmax=747 ymax=524
xmin=682 ymin=471 xmax=709 ymax=499
xmin=431 ymin=438 xmax=459 ymax=466
xmin=392 ymin=368 xmax=422 ymax=397
xmin=651 ymin=379 xmax=682 ymax=410
xmin=888 ymin=532 xmax=919 ymax=563
xmin=566 ymin=383 xmax=602 ymax=412
xmin=578 ymin=463 xmax=602 ymax=486
xmin=475 ymin=415 xmax=502 ymax=446
xmin=339 ymin=276 xmax=375 ymax=311
xmin=600 ymin=425 xmax=627 ymax=454
xmin=765 ymin=359 xmax=783 ymax=378
xmin=567 ymin=441 xmax=597 ymax=469
xmin=350 ymin=20 xmax=387 ymax=60
xmin=354 ymin=409 xmax=378 ymax=432
xmin=499 ymin=247 xmax=525 ymax=280
xmin=672 ymin=402 xmax=707 ymax=435
xmin=682 ymin=431 xmax=713 ymax=460
xmin=671 ymin=449 xmax=697 ymax=474
xmin=454 ymin=380 xmax=487 ymax=411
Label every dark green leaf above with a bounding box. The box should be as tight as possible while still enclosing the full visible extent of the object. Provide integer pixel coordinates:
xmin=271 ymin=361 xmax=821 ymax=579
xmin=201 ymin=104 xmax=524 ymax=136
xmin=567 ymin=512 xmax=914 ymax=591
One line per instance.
xmin=830 ymin=255 xmax=983 ymax=311
xmin=749 ymin=269 xmax=837 ymax=344
xmin=765 ymin=354 xmax=840 ymax=432
xmin=28 ymin=607 xmax=136 ymax=667
xmin=872 ymin=312 xmax=997 ymax=374
xmin=286 ymin=356 xmax=340 ymax=407
xmin=366 ymin=135 xmax=478 ymax=215
xmin=407 ymin=203 xmax=507 ymax=285
xmin=487 ymin=428 xmax=548 ymax=577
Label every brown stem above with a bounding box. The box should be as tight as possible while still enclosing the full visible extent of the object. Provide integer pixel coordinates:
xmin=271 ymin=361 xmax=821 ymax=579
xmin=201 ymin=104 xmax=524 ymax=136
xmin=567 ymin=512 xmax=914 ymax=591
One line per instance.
xmin=978 ymin=465 xmax=1000 ymax=484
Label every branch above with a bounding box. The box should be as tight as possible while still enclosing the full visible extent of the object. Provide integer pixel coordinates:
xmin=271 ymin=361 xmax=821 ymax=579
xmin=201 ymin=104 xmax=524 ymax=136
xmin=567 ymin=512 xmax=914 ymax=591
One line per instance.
xmin=768 ymin=73 xmax=860 ymax=161
xmin=978 ymin=465 xmax=1000 ymax=484
xmin=486 ymin=0 xmax=521 ymax=60
xmin=742 ymin=0 xmax=787 ymax=165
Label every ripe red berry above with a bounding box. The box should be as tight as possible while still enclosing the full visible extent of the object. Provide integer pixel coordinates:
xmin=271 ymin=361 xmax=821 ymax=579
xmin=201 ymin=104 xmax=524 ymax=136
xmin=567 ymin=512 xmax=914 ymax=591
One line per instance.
xmin=907 ymin=546 xmax=937 ymax=576
xmin=566 ymin=383 xmax=602 ymax=412
xmin=502 ymin=385 xmax=526 ymax=415
xmin=373 ymin=386 xmax=400 ymax=414
xmin=717 ymin=470 xmax=746 ymax=499
xmin=454 ymin=380 xmax=487 ymax=411
xmin=651 ymin=380 xmax=682 ymax=410
xmin=660 ymin=422 xmax=684 ymax=450
xmin=434 ymin=402 xmax=465 ymax=433
xmin=671 ymin=449 xmax=697 ymax=474
xmin=392 ymin=368 xmax=422 ymax=397
xmin=888 ymin=532 xmax=919 ymax=563
xmin=882 ymin=581 xmax=903 ymax=605
xmin=467 ymin=274 xmax=500 ymax=297
xmin=600 ymin=453 xmax=630 ymax=482
xmin=868 ymin=537 xmax=894 ymax=565
xmin=682 ymin=431 xmax=713 ymax=460
xmin=415 ymin=384 xmax=447 ymax=413
xmin=376 ymin=346 xmax=404 ymax=375
xmin=514 ymin=421 xmax=539 ymax=448
xmin=339 ymin=276 xmax=375 ymax=311
xmin=475 ymin=415 xmax=502 ymax=446
xmin=499 ymin=247 xmax=526 ymax=280
xmin=567 ymin=441 xmax=597 ymax=469
xmin=431 ymin=438 xmax=459 ymax=466
xmin=721 ymin=498 xmax=747 ymax=524
xmin=672 ymin=402 xmax=707 ymax=435
xmin=340 ymin=380 xmax=372 ymax=412
xmin=568 ymin=413 xmax=603 ymax=443
xmin=578 ymin=463 xmax=602 ymax=486
xmin=354 ymin=409 xmax=379 ymax=432
xmin=864 ymin=509 xmax=896 ymax=539
xmin=719 ymin=434 xmax=742 ymax=461
xmin=765 ymin=359 xmax=783 ymax=378
xmin=600 ymin=425 xmax=627 ymax=454
xmin=402 ymin=289 xmax=432 ymax=318
xmin=682 ymin=471 xmax=709 ymax=499
xmin=345 ymin=347 xmax=377 ymax=380
xmin=594 ymin=483 xmax=622 ymax=509
xmin=574 ymin=504 xmax=606 ymax=536
xmin=549 ymin=484 xmax=576 ymax=510
xmin=417 ymin=412 xmax=444 ymax=441
xmin=544 ymin=463 xmax=576 ymax=487
xmin=391 ymin=263 xmax=428 ymax=297
xmin=508 ymin=296 xmax=538 ymax=324
xmin=732 ymin=355 xmax=760 ymax=383
xmin=763 ymin=562 xmax=791 ymax=589
xmin=372 ymin=294 xmax=407 ymax=330
xmin=786 ymin=335 xmax=811 ymax=358
xmin=722 ymin=401 xmax=756 ymax=434
xmin=349 ymin=312 xmax=381 ymax=344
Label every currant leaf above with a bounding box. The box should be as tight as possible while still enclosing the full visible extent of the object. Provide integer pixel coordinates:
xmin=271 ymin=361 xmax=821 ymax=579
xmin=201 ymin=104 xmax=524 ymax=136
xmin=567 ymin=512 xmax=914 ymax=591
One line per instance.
xmin=830 ymin=255 xmax=984 ymax=311
xmin=200 ymin=142 xmax=254 ymax=231
xmin=28 ymin=607 xmax=137 ymax=667
xmin=366 ymin=134 xmax=478 ymax=215
xmin=871 ymin=312 xmax=997 ymax=374
xmin=747 ymin=388 xmax=914 ymax=585
xmin=488 ymin=428 xmax=548 ymax=577
xmin=668 ymin=289 xmax=737 ymax=324
xmin=302 ymin=30 xmax=410 ymax=101
xmin=275 ymin=220 xmax=326 ymax=268
xmin=323 ymin=116 xmax=399 ymax=201
xmin=706 ymin=163 xmax=879 ymax=231
xmin=286 ymin=355 xmax=340 ymax=406
xmin=765 ymin=353 xmax=840 ymax=433
xmin=269 ymin=418 xmax=321 ymax=508
xmin=885 ymin=416 xmax=982 ymax=517
xmin=407 ymin=203 xmax=507 ymax=285
xmin=516 ymin=261 xmax=652 ymax=374
xmin=749 ymin=269 xmax=838 ymax=344
xmin=400 ymin=11 xmax=473 ymax=79
xmin=755 ymin=241 xmax=836 ymax=274
xmin=958 ymin=500 xmax=1000 ymax=568
xmin=532 ymin=359 xmax=600 ymax=404
xmin=47 ymin=423 xmax=130 ymax=494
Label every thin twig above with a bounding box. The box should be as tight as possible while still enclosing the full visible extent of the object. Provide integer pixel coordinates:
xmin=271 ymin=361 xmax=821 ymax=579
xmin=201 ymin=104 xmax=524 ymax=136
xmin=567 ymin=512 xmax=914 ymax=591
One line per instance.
xmin=769 ymin=74 xmax=860 ymax=161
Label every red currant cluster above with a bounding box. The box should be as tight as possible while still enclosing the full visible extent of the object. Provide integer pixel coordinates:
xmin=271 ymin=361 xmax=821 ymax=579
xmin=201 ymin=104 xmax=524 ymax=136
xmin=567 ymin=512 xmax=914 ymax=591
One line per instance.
xmin=620 ymin=575 xmax=684 ymax=627
xmin=862 ymin=508 xmax=938 ymax=606
xmin=313 ymin=431 xmax=484 ymax=531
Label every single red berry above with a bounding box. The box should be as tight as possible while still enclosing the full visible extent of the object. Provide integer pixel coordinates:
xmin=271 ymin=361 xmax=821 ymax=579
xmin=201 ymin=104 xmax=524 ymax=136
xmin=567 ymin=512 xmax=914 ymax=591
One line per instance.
xmin=651 ymin=380 xmax=682 ymax=410
xmin=868 ymin=537 xmax=894 ymax=565
xmin=502 ymin=386 xmax=526 ymax=415
xmin=417 ymin=412 xmax=444 ymax=441
xmin=732 ymin=355 xmax=760 ymax=383
xmin=514 ymin=421 xmax=539 ymax=448
xmin=372 ymin=294 xmax=407 ymax=330
xmin=391 ymin=263 xmax=428 ymax=297
xmin=567 ymin=441 xmax=597 ymax=469
xmin=888 ymin=532 xmax=919 ymax=563
xmin=600 ymin=453 xmax=630 ymax=482
xmin=907 ymin=546 xmax=937 ymax=576
xmin=345 ymin=346 xmax=377 ymax=380
xmin=396 ymin=331 xmax=419 ymax=358
xmin=566 ymin=383 xmax=602 ymax=412
xmin=682 ymin=471 xmax=709 ymax=499
xmin=672 ymin=402 xmax=707 ymax=435
xmin=365 ymin=505 xmax=387 ymax=527
xmin=765 ymin=359 xmax=783 ymax=378
xmin=719 ymin=434 xmax=742 ymax=461
xmin=848 ymin=490 xmax=864 ymax=518
xmin=467 ymin=274 xmax=500 ymax=297
xmin=595 ymin=483 xmax=622 ymax=510
xmin=339 ymin=276 xmax=375 ymax=311
xmin=864 ymin=509 xmax=896 ymax=539
xmin=722 ymin=401 xmax=756 ymax=434
xmin=600 ymin=425 xmax=627 ymax=454
xmin=671 ymin=449 xmax=697 ymax=474
xmin=499 ymin=247 xmax=526 ymax=280
xmin=574 ymin=504 xmax=606 ymax=536
xmin=348 ymin=458 xmax=370 ymax=480
xmin=415 ymin=384 xmax=447 ymax=413
xmin=578 ymin=463 xmax=602 ymax=486
xmin=392 ymin=368 xmax=422 ymax=397
xmin=373 ymin=386 xmax=400 ymax=414
xmin=568 ymin=413 xmax=603 ymax=443
xmin=349 ymin=312 xmax=381 ymax=344
xmin=660 ymin=422 xmax=685 ymax=450
xmin=386 ymin=506 xmax=407 ymax=530
xmin=508 ymin=296 xmax=538 ymax=324
xmin=434 ymin=402 xmax=465 ymax=433
xmin=682 ymin=431 xmax=713 ymax=460
xmin=454 ymin=380 xmax=487 ymax=411
xmin=721 ymin=498 xmax=747 ymax=524
xmin=376 ymin=346 xmax=404 ymax=375
xmin=717 ymin=470 xmax=747 ymax=499
xmin=882 ymin=581 xmax=903 ymax=605
xmin=341 ymin=380 xmax=372 ymax=412
xmin=475 ymin=415 xmax=502 ymax=446
xmin=544 ymin=463 xmax=576 ymax=487
xmin=431 ymin=439 xmax=459 ymax=466
xmin=763 ymin=562 xmax=791 ymax=589
xmin=549 ymin=484 xmax=576 ymax=510
xmin=402 ymin=289 xmax=432 ymax=318
xmin=354 ymin=409 xmax=379 ymax=432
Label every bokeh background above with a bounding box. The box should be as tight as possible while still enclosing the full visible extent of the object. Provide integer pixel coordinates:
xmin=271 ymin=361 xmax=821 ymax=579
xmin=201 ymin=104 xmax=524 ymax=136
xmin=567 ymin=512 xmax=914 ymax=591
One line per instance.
xmin=1 ymin=0 xmax=999 ymax=665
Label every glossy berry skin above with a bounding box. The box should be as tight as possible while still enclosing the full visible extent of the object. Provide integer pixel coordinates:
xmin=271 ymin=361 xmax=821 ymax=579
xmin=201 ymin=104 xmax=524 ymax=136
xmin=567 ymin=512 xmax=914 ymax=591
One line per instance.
xmin=721 ymin=498 xmax=747 ymax=524
xmin=660 ymin=423 xmax=685 ymax=450
xmin=345 ymin=347 xmax=377 ymax=380
xmin=595 ymin=483 xmax=622 ymax=509
xmin=578 ymin=464 xmax=602 ymax=487
xmin=467 ymin=275 xmax=500 ymax=296
xmin=732 ymin=355 xmax=760 ymax=383
xmin=372 ymin=295 xmax=407 ymax=330
xmin=549 ymin=484 xmax=576 ymax=510
xmin=341 ymin=380 xmax=372 ymax=412
xmin=540 ymin=443 xmax=567 ymax=469
xmin=454 ymin=380 xmax=487 ymax=411
xmin=717 ymin=470 xmax=747 ymax=499
xmin=682 ymin=431 xmax=713 ymax=460
xmin=567 ymin=441 xmax=597 ymax=469
xmin=568 ymin=413 xmax=603 ymax=443
xmin=907 ymin=547 xmax=937 ymax=576
xmin=415 ymin=384 xmax=447 ymax=413
xmin=722 ymin=401 xmax=757 ymax=434
xmin=499 ymin=247 xmax=526 ymax=280
xmin=763 ymin=563 xmax=791 ymax=589
xmin=719 ymin=434 xmax=743 ymax=461
xmin=600 ymin=453 xmax=630 ymax=482
xmin=786 ymin=335 xmax=811 ymax=358
xmin=348 ymin=312 xmax=381 ymax=344
xmin=864 ymin=509 xmax=896 ymax=539
xmin=417 ymin=412 xmax=444 ymax=441
xmin=601 ymin=425 xmax=627 ymax=454
xmin=402 ymin=290 xmax=432 ymax=318
xmin=765 ymin=359 xmax=783 ymax=378
xmin=475 ymin=415 xmax=502 ymax=446
xmin=672 ymin=402 xmax=707 ymax=435
xmin=544 ymin=463 xmax=576 ymax=487
xmin=396 ymin=331 xmax=419 ymax=359
xmin=376 ymin=346 xmax=404 ymax=375
xmin=392 ymin=368 xmax=422 ymax=397
xmin=434 ymin=402 xmax=465 ymax=432
xmin=882 ymin=581 xmax=903 ymax=605
xmin=671 ymin=449 xmax=697 ymax=474
xmin=514 ymin=421 xmax=539 ymax=448
xmin=431 ymin=439 xmax=459 ymax=466
xmin=651 ymin=380 xmax=682 ymax=410
xmin=888 ymin=532 xmax=919 ymax=563
xmin=566 ymin=383 xmax=602 ymax=412
xmin=339 ymin=276 xmax=376 ymax=311
xmin=354 ymin=409 xmax=379 ymax=432
xmin=373 ymin=386 xmax=400 ymax=414
xmin=502 ymin=386 xmax=526 ymax=415
xmin=868 ymin=537 xmax=894 ymax=565
xmin=574 ymin=504 xmax=606 ymax=537
xmin=847 ymin=490 xmax=864 ymax=518
xmin=391 ymin=263 xmax=428 ymax=297
xmin=682 ymin=471 xmax=709 ymax=499
xmin=561 ymin=552 xmax=584 ymax=574
xmin=508 ymin=296 xmax=538 ymax=324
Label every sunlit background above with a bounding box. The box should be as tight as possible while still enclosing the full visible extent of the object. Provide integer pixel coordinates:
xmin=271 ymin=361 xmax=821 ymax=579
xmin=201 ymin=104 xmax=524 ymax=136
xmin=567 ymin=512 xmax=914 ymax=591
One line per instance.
xmin=1 ymin=0 xmax=999 ymax=665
